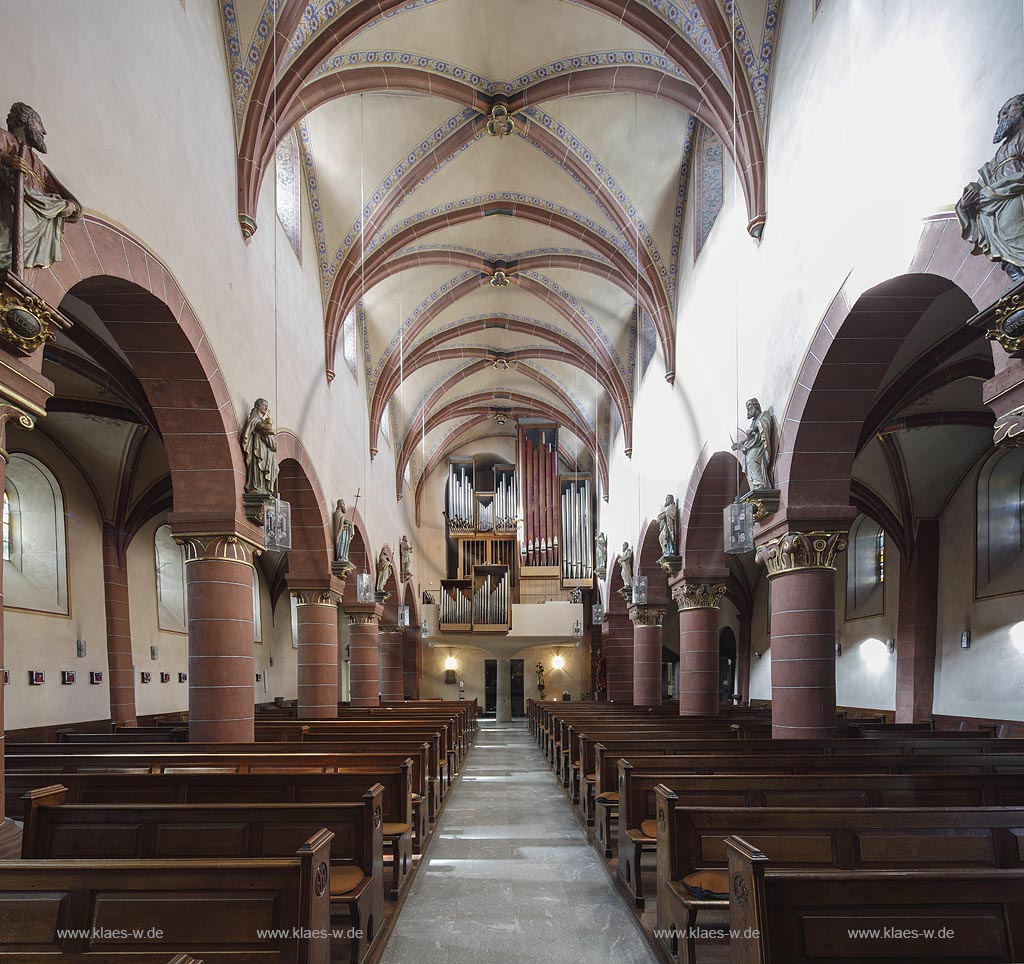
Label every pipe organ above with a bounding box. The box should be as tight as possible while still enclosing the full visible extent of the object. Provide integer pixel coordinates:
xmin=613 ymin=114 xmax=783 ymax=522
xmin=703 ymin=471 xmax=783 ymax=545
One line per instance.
xmin=438 ymin=580 xmax=472 ymax=630
xmin=472 ymin=566 xmax=510 ymax=631
xmin=560 ymin=474 xmax=594 ymax=586
xmin=447 ymin=460 xmax=474 ymax=533
xmin=518 ymin=426 xmax=560 ymax=568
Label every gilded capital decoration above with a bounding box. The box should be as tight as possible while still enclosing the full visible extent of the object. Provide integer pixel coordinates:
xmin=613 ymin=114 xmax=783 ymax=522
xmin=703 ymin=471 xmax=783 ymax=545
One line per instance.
xmin=755 ymin=530 xmax=848 ymax=576
xmin=347 ymin=609 xmax=381 ymax=626
xmin=674 ymin=582 xmax=727 ymax=611
xmin=630 ymin=606 xmax=664 ymax=627
xmin=291 ymin=588 xmax=340 ymax=607
xmin=173 ymin=532 xmax=263 ymax=567
xmin=0 ymin=401 xmax=35 ymax=458
xmin=993 ymin=404 xmax=1024 ymax=446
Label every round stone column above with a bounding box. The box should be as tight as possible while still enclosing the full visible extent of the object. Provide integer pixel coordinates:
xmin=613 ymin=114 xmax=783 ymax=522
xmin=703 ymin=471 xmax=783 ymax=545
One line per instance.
xmin=757 ymin=530 xmax=847 ymax=739
xmin=674 ymin=582 xmax=726 ymax=715
xmin=176 ymin=533 xmax=261 ymax=742
xmin=346 ymin=602 xmax=383 ymax=706
xmin=496 ymin=658 xmax=512 ymax=722
xmin=102 ymin=523 xmax=137 ymax=726
xmin=629 ymin=605 xmax=665 ymax=706
xmin=602 ymin=610 xmax=634 ymax=703
xmin=293 ymin=589 xmax=340 ymax=718
xmin=378 ymin=625 xmax=404 ymax=703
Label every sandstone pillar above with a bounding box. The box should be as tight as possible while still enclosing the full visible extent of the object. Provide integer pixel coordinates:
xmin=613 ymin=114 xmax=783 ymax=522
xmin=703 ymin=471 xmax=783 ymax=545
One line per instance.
xmin=673 ymin=582 xmax=726 ymax=715
xmin=102 ymin=523 xmax=137 ymax=726
xmin=347 ymin=602 xmax=383 ymax=706
xmin=629 ymin=605 xmax=665 ymax=706
xmin=756 ymin=530 xmax=847 ymax=738
xmin=896 ymin=520 xmax=939 ymax=723
xmin=378 ymin=625 xmax=404 ymax=703
xmin=496 ymin=658 xmax=512 ymax=722
xmin=602 ymin=610 xmax=634 ymax=703
xmin=293 ymin=589 xmax=340 ymax=718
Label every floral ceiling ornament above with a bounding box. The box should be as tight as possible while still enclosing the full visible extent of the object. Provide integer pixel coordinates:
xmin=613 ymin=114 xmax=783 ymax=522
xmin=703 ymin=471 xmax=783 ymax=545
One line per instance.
xmin=490 ymin=270 xmax=511 ymax=288
xmin=486 ymin=104 xmax=515 ymax=138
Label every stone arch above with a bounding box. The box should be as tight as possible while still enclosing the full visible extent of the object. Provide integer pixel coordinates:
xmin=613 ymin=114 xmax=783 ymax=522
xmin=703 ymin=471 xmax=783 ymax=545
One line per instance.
xmin=30 ymin=215 xmax=245 ymax=535
xmin=679 ymin=449 xmax=738 ymax=580
xmin=775 ymin=216 xmax=1012 ymax=532
xmin=605 ymin=550 xmax=627 ymax=615
xmin=276 ymin=431 xmax=333 ymax=588
xmin=636 ymin=519 xmax=669 ymax=604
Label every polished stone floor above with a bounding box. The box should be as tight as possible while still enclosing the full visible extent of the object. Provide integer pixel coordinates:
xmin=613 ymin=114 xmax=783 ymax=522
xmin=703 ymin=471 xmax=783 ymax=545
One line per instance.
xmin=381 ymin=719 xmax=659 ymax=964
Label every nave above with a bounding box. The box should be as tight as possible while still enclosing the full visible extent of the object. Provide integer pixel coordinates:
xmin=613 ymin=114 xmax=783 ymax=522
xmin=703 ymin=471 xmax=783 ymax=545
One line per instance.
xmin=383 ymin=720 xmax=658 ymax=964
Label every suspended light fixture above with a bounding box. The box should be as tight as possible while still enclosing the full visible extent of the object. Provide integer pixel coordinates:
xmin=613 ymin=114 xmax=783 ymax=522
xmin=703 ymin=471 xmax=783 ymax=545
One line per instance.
xmin=264 ymin=496 xmax=292 ymax=552
xmin=632 ymin=574 xmax=648 ymax=605
xmin=592 ymin=601 xmax=604 ymax=624
xmin=421 ymin=618 xmax=430 ymax=639
xmin=397 ymin=605 xmax=410 ymax=627
xmin=572 ymin=619 xmax=583 ymax=639
xmin=356 ymin=571 xmax=374 ymax=604
xmin=724 ymin=500 xmax=755 ymax=554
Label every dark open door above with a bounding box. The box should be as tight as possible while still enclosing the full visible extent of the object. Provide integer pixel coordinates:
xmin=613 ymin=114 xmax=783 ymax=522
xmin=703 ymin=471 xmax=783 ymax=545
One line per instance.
xmin=719 ymin=627 xmax=737 ymax=702
xmin=511 ymin=659 xmax=525 ymax=717
xmin=484 ymin=659 xmax=497 ymax=716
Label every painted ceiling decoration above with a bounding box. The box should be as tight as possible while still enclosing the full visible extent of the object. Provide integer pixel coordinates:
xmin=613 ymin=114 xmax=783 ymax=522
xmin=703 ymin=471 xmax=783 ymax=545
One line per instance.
xmin=221 ymin=0 xmax=782 ymax=522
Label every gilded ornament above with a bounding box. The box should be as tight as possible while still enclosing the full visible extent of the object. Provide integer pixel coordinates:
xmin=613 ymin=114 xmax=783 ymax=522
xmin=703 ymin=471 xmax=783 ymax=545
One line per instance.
xmin=993 ymin=404 xmax=1024 ymax=447
xmin=674 ymin=583 xmax=726 ymax=611
xmin=755 ymin=530 xmax=848 ymax=576
xmin=486 ymin=105 xmax=515 ymax=138
xmin=986 ymin=291 xmax=1024 ymax=354
xmin=0 ymin=290 xmax=55 ymax=353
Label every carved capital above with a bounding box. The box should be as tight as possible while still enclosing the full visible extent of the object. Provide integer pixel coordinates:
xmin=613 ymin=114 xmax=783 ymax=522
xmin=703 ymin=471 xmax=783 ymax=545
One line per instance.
xmin=377 ymin=624 xmax=403 ymax=634
xmin=630 ymin=606 xmax=665 ymax=627
xmin=173 ymin=532 xmax=262 ymax=567
xmin=674 ymin=582 xmax=727 ymax=611
xmin=346 ymin=603 xmax=382 ymax=626
xmin=0 ymin=402 xmax=35 ymax=459
xmin=755 ymin=530 xmax=847 ymax=576
xmin=993 ymin=405 xmax=1024 ymax=447
xmin=291 ymin=588 xmax=340 ymax=608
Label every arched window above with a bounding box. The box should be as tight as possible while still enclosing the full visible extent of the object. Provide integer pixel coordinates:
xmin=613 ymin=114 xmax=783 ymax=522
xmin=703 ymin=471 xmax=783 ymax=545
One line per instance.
xmin=976 ymin=448 xmax=1024 ymax=597
xmin=253 ymin=565 xmax=263 ymax=643
xmin=343 ymin=308 xmax=359 ymax=380
xmin=846 ymin=515 xmax=885 ymax=618
xmin=275 ymin=127 xmax=301 ymax=259
xmin=3 ymin=454 xmax=68 ymax=614
xmin=694 ymin=123 xmax=724 ymax=259
xmin=154 ymin=523 xmax=187 ymax=633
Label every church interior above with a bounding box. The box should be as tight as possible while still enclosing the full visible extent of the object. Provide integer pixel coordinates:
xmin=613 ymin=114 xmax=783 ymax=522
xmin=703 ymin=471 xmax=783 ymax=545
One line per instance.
xmin=1 ymin=0 xmax=1024 ymax=961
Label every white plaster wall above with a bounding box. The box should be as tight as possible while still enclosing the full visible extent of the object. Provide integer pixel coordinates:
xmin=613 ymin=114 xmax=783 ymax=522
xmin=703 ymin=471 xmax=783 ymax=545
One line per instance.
xmin=935 ymin=463 xmax=1024 ymax=721
xmin=4 ymin=432 xmax=109 ymax=730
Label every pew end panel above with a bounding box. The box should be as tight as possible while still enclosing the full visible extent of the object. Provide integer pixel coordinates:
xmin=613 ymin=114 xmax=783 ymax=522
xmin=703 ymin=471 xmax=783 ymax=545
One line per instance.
xmin=725 ymin=836 xmax=769 ymax=964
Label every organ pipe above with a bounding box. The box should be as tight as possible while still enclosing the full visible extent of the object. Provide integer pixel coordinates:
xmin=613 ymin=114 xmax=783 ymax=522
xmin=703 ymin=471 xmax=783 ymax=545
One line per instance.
xmin=560 ymin=475 xmax=593 ymax=581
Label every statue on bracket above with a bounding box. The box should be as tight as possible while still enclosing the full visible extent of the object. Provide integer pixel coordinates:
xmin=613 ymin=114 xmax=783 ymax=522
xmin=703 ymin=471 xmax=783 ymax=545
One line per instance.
xmin=399 ymin=534 xmax=412 ymax=581
xmin=1 ymin=102 xmax=82 ymax=273
xmin=332 ymin=499 xmax=355 ymax=577
xmin=657 ymin=493 xmax=681 ymax=573
xmin=957 ymin=92 xmax=1024 ymax=282
xmin=617 ymin=542 xmax=634 ymax=602
xmin=240 ymin=398 xmax=279 ymax=524
xmin=375 ymin=545 xmax=393 ymax=599
xmin=595 ymin=531 xmax=608 ymax=579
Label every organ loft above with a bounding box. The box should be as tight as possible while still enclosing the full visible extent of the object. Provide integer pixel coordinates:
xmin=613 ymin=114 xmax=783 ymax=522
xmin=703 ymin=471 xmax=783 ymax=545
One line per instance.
xmin=1 ymin=2 xmax=1024 ymax=963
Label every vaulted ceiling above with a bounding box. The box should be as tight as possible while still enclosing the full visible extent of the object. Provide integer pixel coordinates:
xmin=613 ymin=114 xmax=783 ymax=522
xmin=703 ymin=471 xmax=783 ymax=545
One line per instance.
xmin=221 ymin=0 xmax=781 ymax=522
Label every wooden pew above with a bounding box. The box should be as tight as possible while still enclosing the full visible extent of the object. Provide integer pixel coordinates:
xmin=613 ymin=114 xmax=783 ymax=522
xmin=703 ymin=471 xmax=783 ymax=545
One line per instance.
xmin=0 ymin=828 xmax=333 ymax=962
xmin=726 ymin=835 xmax=1024 ymax=964
xmin=6 ymin=766 xmax=415 ymax=899
xmin=21 ymin=784 xmax=384 ymax=964
xmin=654 ymin=799 xmax=1024 ymax=964
xmin=614 ymin=767 xmax=1024 ymax=907
xmin=7 ymin=746 xmax=435 ymax=853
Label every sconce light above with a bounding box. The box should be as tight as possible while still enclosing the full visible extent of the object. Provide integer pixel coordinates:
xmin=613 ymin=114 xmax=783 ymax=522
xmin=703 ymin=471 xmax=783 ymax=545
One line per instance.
xmin=150 ymin=645 xmax=159 ymax=661
xmin=592 ymin=602 xmax=604 ymax=624
xmin=632 ymin=575 xmax=648 ymax=605
xmin=834 ymin=643 xmax=842 ymax=658
xmin=76 ymin=639 xmax=87 ymax=658
xmin=398 ymin=605 xmax=410 ymax=627
xmin=444 ymin=654 xmax=457 ymax=671
xmin=886 ymin=638 xmax=896 ymax=655
xmin=961 ymin=630 xmax=971 ymax=650
xmin=552 ymin=654 xmax=565 ymax=671
xmin=421 ymin=618 xmax=430 ymax=639
xmin=356 ymin=571 xmax=374 ymax=604
xmin=754 ymin=650 xmax=762 ymax=660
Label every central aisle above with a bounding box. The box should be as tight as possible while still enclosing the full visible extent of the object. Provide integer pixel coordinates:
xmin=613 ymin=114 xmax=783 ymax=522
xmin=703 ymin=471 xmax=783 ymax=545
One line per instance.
xmin=382 ymin=719 xmax=659 ymax=964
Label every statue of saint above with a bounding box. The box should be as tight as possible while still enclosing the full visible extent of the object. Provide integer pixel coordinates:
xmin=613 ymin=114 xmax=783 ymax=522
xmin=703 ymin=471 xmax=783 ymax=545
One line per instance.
xmin=0 ymin=103 xmax=82 ymax=271
xmin=658 ymin=494 xmax=678 ymax=558
xmin=619 ymin=542 xmax=634 ymax=588
xmin=375 ymin=546 xmax=393 ymax=595
xmin=332 ymin=499 xmax=352 ymax=563
xmin=240 ymin=398 xmax=279 ymax=497
xmin=957 ymin=93 xmax=1024 ymax=281
xmin=732 ymin=398 xmax=774 ymax=491
xmin=595 ymin=532 xmax=608 ymax=575
xmin=399 ymin=534 xmax=412 ymax=577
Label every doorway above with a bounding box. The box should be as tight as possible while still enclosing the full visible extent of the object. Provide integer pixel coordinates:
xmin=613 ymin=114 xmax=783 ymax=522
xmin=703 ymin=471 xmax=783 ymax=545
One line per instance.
xmin=719 ymin=627 xmax=737 ymax=703
xmin=484 ymin=658 xmax=525 ymax=717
